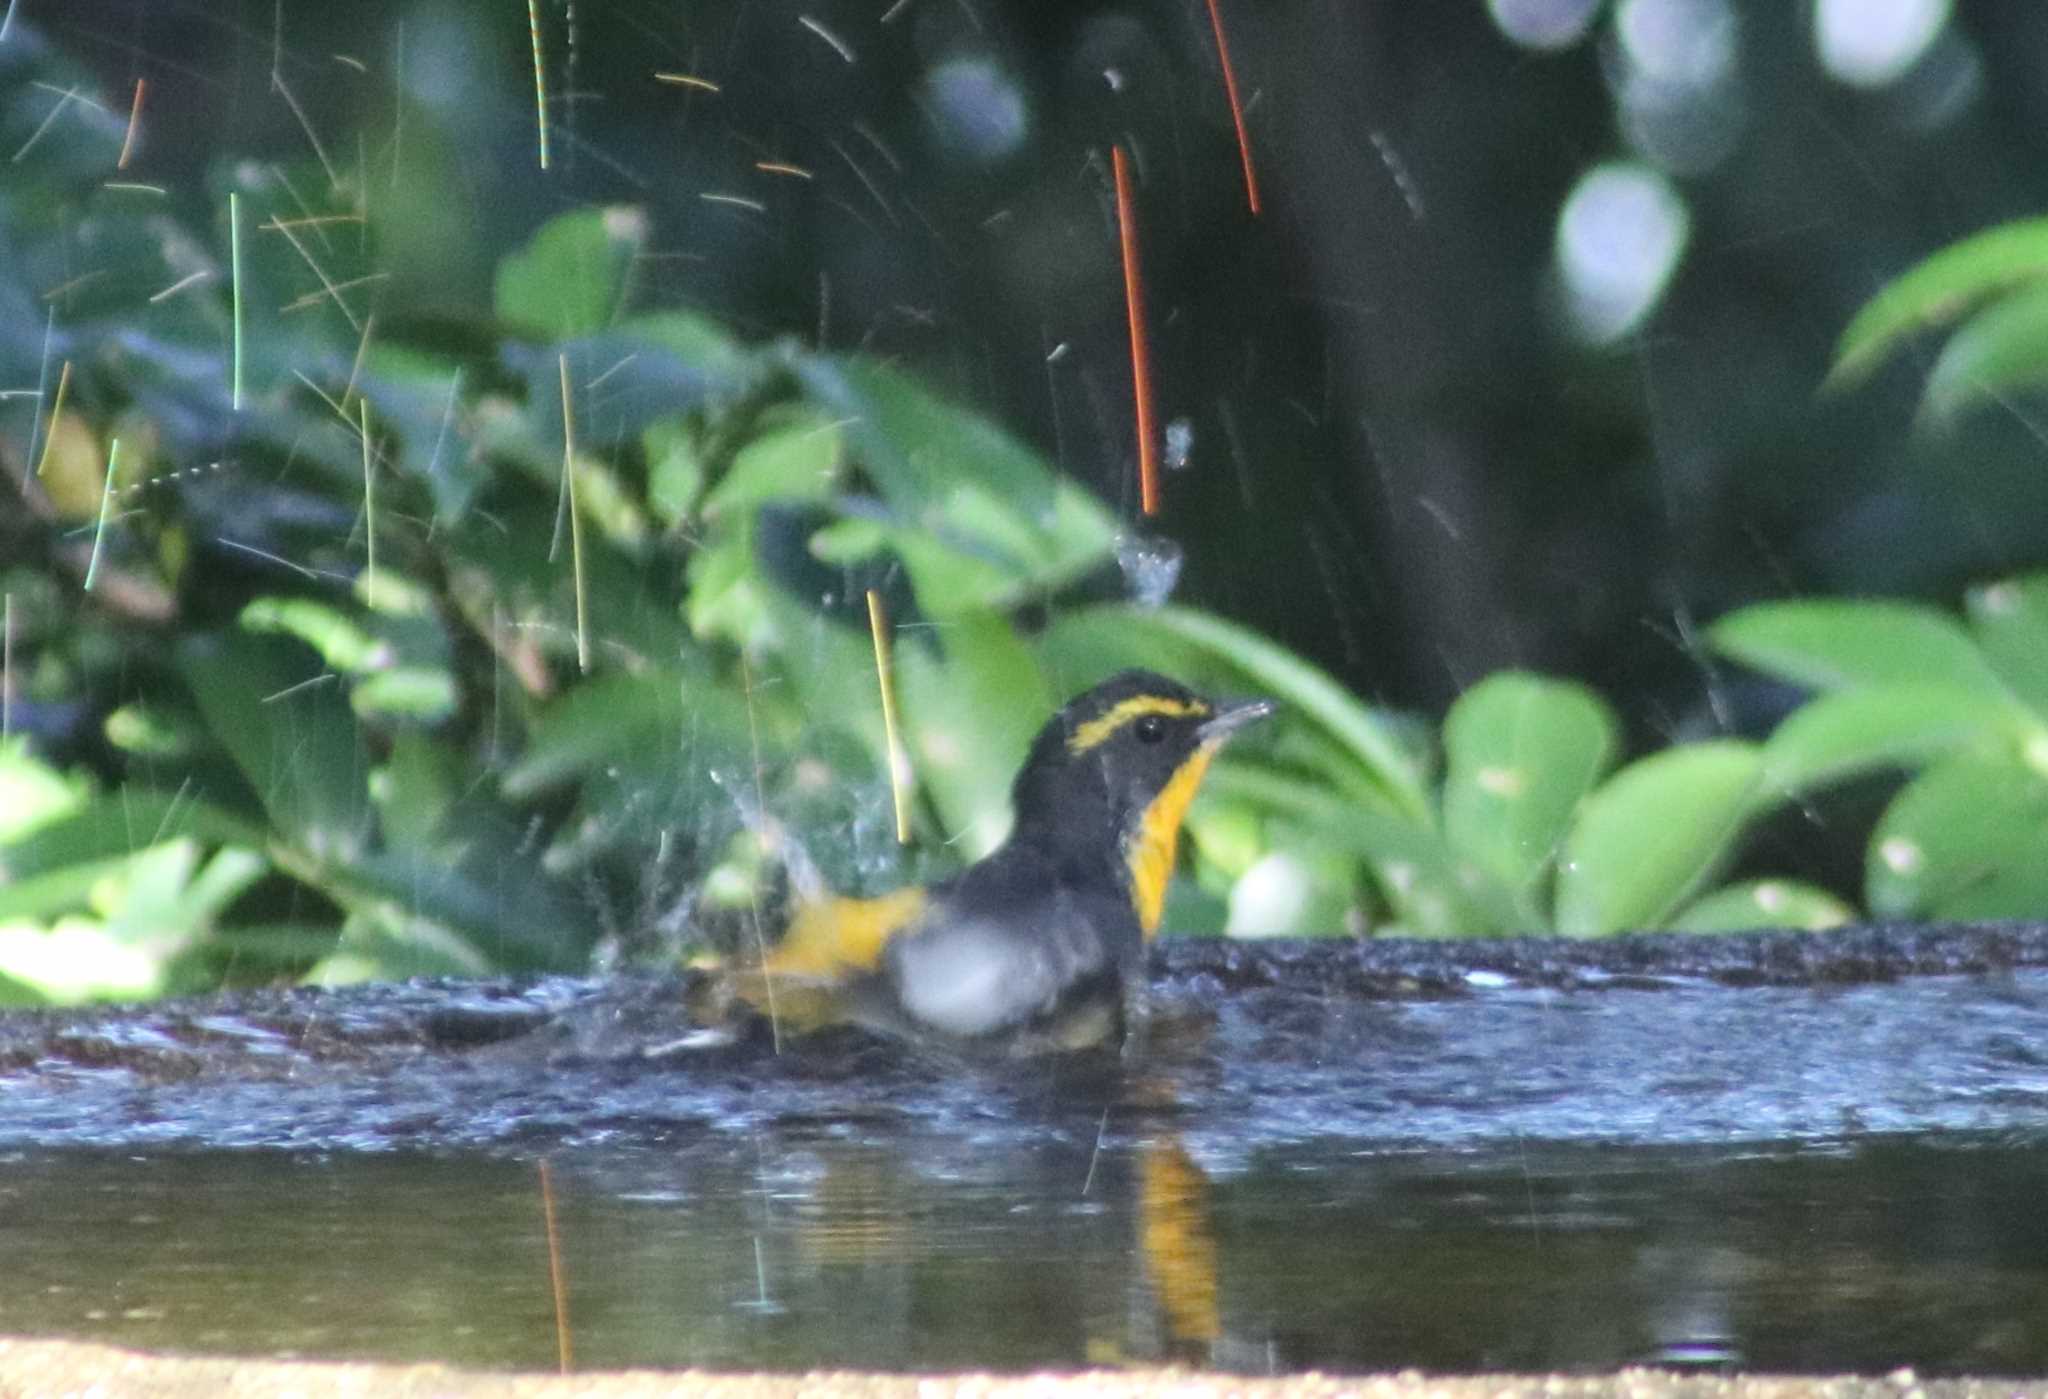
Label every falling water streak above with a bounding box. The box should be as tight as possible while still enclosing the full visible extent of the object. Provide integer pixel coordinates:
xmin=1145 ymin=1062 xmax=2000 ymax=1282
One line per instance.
xmin=653 ymin=72 xmax=721 ymax=93
xmin=528 ymin=0 xmax=551 ymax=170
xmin=424 ymin=368 xmax=463 ymax=509
xmin=739 ymin=656 xmax=783 ymax=1055
xmin=562 ymin=1 xmax=579 ymax=178
xmin=22 ymin=307 xmax=53 ymax=480
xmin=148 ymin=270 xmax=213 ymax=304
xmin=83 ymin=438 xmax=120 ymax=593
xmin=116 ymin=78 xmax=146 ymax=169
xmin=229 ymin=194 xmax=245 ymax=409
xmin=11 ymin=85 xmax=77 ymax=163
xmin=359 ymin=400 xmax=376 ymax=582
xmin=340 ymin=312 xmax=376 ymax=417
xmin=1202 ymin=0 xmax=1259 ymax=215
xmin=2 ymin=592 xmax=11 ymax=740
xmin=1112 ymin=146 xmax=1160 ymax=516
xmin=560 ymin=353 xmax=589 ymax=674
xmin=1080 ymin=1105 xmax=1111 ymax=1196
xmin=538 ymin=1160 xmax=573 ymax=1374
xmin=0 ymin=0 xmax=18 ymax=44
xmin=33 ymin=359 xmax=69 ymax=478
xmin=1368 ymin=130 xmax=1425 ymax=222
xmin=269 ymin=72 xmax=341 ymax=193
xmin=263 ymin=217 xmax=365 ymax=334
xmin=797 ymin=15 xmax=856 ymax=64
xmin=867 ymin=589 xmax=913 ymax=843
xmin=390 ymin=21 xmax=405 ymax=194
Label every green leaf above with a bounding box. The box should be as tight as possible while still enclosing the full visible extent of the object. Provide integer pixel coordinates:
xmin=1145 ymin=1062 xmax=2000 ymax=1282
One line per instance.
xmin=177 ymin=630 xmax=376 ymax=860
xmin=1040 ymin=605 xmax=1433 ymax=823
xmin=1673 ymin=880 xmax=1855 ymax=933
xmin=1967 ymin=573 xmax=2048 ymax=721
xmin=643 ymin=416 xmax=706 ymax=527
xmin=0 ymin=738 xmax=88 ymax=842
xmin=1919 ymin=281 xmax=2048 ymax=425
xmin=1830 ymin=216 xmax=2048 ymax=390
xmin=895 ymin=613 xmax=1054 ymax=858
xmin=241 ymin=597 xmax=388 ymax=672
xmin=1201 ymin=762 xmax=1513 ymax=936
xmin=614 ymin=310 xmax=753 ymax=392
xmin=1555 ymin=740 xmax=1764 ymax=937
xmin=494 ymin=206 xmax=647 ymax=339
xmin=1441 ymin=671 xmax=1620 ymax=915
xmin=0 ymin=792 xmax=269 ymax=898
xmin=350 ymin=666 xmax=458 ymax=722
xmin=703 ymin=410 xmax=844 ymax=517
xmin=787 ymin=354 xmax=1119 ymax=602
xmin=502 ymin=667 xmax=752 ymax=802
xmin=1866 ymin=750 xmax=2048 ymax=920
xmin=1757 ymin=682 xmax=2033 ymax=793
xmin=1711 ymin=599 xmax=2008 ymax=695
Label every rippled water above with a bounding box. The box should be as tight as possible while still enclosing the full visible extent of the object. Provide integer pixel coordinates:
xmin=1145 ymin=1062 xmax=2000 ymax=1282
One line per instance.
xmin=4 ymin=930 xmax=2048 ymax=1373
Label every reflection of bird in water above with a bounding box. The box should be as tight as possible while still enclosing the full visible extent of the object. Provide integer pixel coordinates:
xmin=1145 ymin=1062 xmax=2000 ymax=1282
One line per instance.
xmin=1139 ymin=1135 xmax=1223 ymax=1355
xmin=714 ymin=669 xmax=1271 ymax=1054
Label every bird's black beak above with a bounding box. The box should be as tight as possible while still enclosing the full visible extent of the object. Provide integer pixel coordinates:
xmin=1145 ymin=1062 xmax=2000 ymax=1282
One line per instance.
xmin=1198 ymin=697 xmax=1275 ymax=743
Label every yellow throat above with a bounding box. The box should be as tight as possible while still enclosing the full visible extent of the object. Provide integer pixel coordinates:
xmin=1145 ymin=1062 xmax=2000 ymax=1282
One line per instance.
xmin=1124 ymin=741 xmax=1220 ymax=937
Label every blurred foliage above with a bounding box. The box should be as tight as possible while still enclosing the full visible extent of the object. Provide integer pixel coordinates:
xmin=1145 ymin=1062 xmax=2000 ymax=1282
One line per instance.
xmin=12 ymin=17 xmax=2048 ymax=1007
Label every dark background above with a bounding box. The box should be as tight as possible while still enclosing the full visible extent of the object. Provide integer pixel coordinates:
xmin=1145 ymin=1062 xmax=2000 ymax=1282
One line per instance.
xmin=35 ymin=0 xmax=2048 ymax=738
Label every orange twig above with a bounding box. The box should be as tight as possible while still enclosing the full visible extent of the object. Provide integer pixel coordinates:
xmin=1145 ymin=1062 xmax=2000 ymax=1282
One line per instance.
xmin=539 ymin=1159 xmax=573 ymax=1373
xmin=1202 ymin=0 xmax=1259 ymax=215
xmin=1112 ymin=145 xmax=1159 ymax=517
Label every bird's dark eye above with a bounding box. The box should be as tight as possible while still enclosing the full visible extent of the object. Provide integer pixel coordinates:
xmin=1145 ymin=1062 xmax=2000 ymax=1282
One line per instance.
xmin=1134 ymin=714 xmax=1167 ymax=744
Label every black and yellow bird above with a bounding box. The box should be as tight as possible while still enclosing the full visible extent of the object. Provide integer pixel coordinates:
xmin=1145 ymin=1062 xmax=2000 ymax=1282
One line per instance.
xmin=731 ymin=669 xmax=1272 ymax=1053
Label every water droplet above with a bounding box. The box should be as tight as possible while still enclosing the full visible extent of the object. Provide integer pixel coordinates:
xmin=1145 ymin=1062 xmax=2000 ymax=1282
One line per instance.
xmin=1114 ymin=532 xmax=1183 ymax=609
xmin=1163 ymin=417 xmax=1193 ymax=471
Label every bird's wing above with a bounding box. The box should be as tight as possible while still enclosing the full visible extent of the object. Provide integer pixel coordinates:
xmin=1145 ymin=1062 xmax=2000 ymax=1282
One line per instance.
xmin=876 ymin=887 xmax=1135 ymax=1040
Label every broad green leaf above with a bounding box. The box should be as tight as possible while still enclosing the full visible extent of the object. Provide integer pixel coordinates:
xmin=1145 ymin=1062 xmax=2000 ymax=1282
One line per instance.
xmin=644 ymin=416 xmax=706 ymax=527
xmin=0 ymin=919 xmax=164 ymax=1003
xmin=1866 ymin=750 xmax=2048 ymax=920
xmin=0 ymin=792 xmax=269 ymax=895
xmin=895 ymin=612 xmax=1054 ymax=858
xmin=0 ymin=739 xmax=87 ymax=842
xmin=792 ymin=354 xmax=1056 ymax=515
xmin=788 ymin=355 xmax=1118 ymax=600
xmin=1830 ymin=216 xmax=2048 ymax=389
xmin=241 ymin=597 xmax=387 ymax=672
xmin=1711 ymin=599 xmax=2007 ymax=695
xmin=703 ymin=410 xmax=844 ymax=517
xmin=1757 ymin=682 xmax=2032 ymax=793
xmin=1442 ymin=671 xmax=1620 ymax=914
xmin=332 ymin=848 xmax=590 ymax=972
xmin=1673 ymin=879 xmax=1854 ymax=933
xmin=1202 ymin=762 xmax=1516 ymax=937
xmin=502 ymin=667 xmax=751 ymax=799
xmin=1040 ymin=605 xmax=1433 ymax=823
xmin=613 ymin=310 xmax=753 ymax=392
xmin=1967 ymin=573 xmax=2048 ymax=721
xmin=494 ymin=206 xmax=646 ymax=339
xmin=350 ymin=667 xmax=458 ymax=722
xmin=1555 ymin=740 xmax=1764 ymax=937
xmin=1920 ymin=281 xmax=2048 ymax=425
xmin=177 ymin=630 xmax=375 ymax=860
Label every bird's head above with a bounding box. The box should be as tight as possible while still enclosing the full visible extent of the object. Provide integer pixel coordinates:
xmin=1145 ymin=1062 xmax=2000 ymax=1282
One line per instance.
xmin=1010 ymin=669 xmax=1272 ymax=934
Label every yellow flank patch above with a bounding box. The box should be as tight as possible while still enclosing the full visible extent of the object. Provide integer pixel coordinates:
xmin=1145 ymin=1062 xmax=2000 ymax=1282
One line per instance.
xmin=1065 ymin=694 xmax=1211 ymax=755
xmin=759 ymin=886 xmax=927 ymax=980
xmin=1125 ymin=743 xmax=1218 ymax=936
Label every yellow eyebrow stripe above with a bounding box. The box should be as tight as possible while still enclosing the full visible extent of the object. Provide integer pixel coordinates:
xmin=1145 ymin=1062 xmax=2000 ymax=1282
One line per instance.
xmin=1065 ymin=695 xmax=1211 ymax=754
